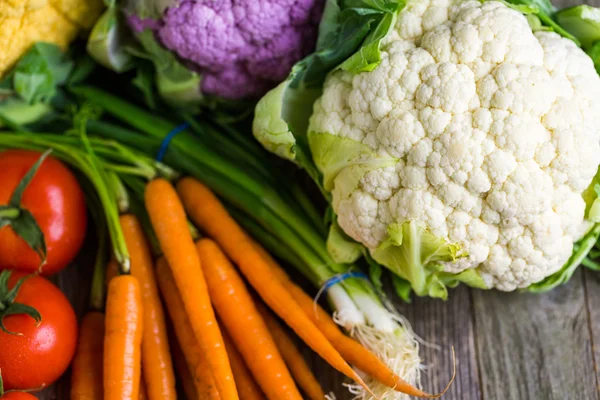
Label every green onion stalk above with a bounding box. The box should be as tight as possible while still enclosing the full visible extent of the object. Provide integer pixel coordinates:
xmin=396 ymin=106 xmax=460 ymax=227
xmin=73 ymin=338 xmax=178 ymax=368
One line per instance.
xmin=0 ymin=131 xmax=173 ymax=275
xmin=71 ymin=85 xmax=423 ymax=392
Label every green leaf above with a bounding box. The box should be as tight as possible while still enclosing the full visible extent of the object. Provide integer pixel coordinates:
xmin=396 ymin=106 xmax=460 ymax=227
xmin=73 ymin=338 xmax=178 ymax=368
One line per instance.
xmin=555 ymin=5 xmax=600 ymax=49
xmin=528 ymin=223 xmax=600 ymax=292
xmin=10 ymin=210 xmax=47 ymax=267
xmin=582 ymin=168 xmax=600 ymax=221
xmin=327 ymin=219 xmax=363 ymax=264
xmin=0 ymin=150 xmax=51 ymax=265
xmin=368 ymin=259 xmax=384 ymax=292
xmin=308 ymin=132 xmax=397 ymax=195
xmin=0 ymin=271 xmax=9 ymax=299
xmin=0 ymin=271 xmax=42 ymax=335
xmin=340 ymin=5 xmax=400 ymax=73
xmin=127 ymin=30 xmax=203 ymax=109
xmin=252 ymin=81 xmax=298 ymax=161
xmin=500 ymin=0 xmax=580 ymax=45
xmin=391 ymin=275 xmax=412 ymax=303
xmin=87 ymin=6 xmax=134 ymax=73
xmin=371 ymin=221 xmax=477 ymax=299
xmin=68 ymin=55 xmax=97 ymax=86
xmin=9 ymin=149 xmax=51 ymax=207
xmin=133 ymin=62 xmax=158 ymax=109
xmin=504 ymin=0 xmax=554 ymax=16
xmin=586 ymin=41 xmax=600 ymax=74
xmin=8 ymin=43 xmax=74 ymax=104
xmin=0 ymin=98 xmax=53 ymax=130
xmin=526 ymin=14 xmax=552 ymax=31
xmin=253 ymin=0 xmax=405 ymax=164
xmin=124 ymin=0 xmax=173 ymax=19
xmin=6 ymin=274 xmax=30 ymax=304
xmin=582 ymin=257 xmax=600 ymax=271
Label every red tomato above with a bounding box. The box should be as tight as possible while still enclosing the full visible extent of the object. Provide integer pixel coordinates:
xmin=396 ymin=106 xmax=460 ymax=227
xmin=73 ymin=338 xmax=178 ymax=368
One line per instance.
xmin=0 ymin=150 xmax=87 ymax=275
xmin=0 ymin=272 xmax=78 ymax=391
xmin=0 ymin=392 xmax=38 ymax=400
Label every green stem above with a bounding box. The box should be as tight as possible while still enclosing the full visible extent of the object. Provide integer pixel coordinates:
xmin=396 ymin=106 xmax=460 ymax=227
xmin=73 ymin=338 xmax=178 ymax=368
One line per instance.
xmin=78 ymin=87 xmax=335 ymax=267
xmin=0 ymin=207 xmax=20 ymax=219
xmin=85 ymin=191 xmax=107 ymax=311
xmin=290 ymin=182 xmax=327 ymax=235
xmin=0 ymin=134 xmax=130 ymax=272
xmin=229 ymin=207 xmax=316 ymax=281
xmin=182 ymin=115 xmax=273 ymax=181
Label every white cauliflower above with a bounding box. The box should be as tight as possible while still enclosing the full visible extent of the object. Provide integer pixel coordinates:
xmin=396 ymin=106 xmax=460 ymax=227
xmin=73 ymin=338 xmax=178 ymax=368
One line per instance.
xmin=308 ymin=0 xmax=600 ymax=292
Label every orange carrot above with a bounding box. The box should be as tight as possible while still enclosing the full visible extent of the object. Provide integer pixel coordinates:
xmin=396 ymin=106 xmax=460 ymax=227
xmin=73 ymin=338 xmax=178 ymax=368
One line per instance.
xmin=221 ymin=328 xmax=264 ymax=400
xmin=145 ymin=178 xmax=237 ymax=400
xmin=104 ymin=275 xmax=144 ymax=400
xmin=120 ymin=214 xmax=177 ymax=400
xmin=170 ymin=334 xmax=199 ymax=400
xmin=156 ymin=256 xmax=221 ymax=400
xmin=197 ymin=239 xmax=301 ymax=400
xmin=139 ymin=376 xmax=149 ymax=400
xmin=257 ymin=304 xmax=325 ymax=400
xmin=70 ymin=311 xmax=105 ymax=400
xmin=259 ymin=248 xmax=450 ymax=398
xmin=176 ymin=177 xmax=373 ymax=396
xmin=105 ymin=258 xmax=119 ymax=284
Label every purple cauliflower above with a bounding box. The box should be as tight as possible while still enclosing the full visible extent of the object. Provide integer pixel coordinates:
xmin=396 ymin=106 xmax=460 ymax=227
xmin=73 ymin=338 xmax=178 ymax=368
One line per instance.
xmin=129 ymin=0 xmax=323 ymax=100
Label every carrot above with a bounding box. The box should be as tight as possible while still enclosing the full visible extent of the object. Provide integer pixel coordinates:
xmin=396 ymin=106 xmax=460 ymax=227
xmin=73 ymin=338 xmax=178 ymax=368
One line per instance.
xmin=256 ymin=303 xmax=325 ymax=400
xmin=70 ymin=311 xmax=105 ymax=400
xmin=176 ymin=177 xmax=373 ymax=396
xmin=105 ymin=258 xmax=119 ymax=284
xmin=258 ymin=248 xmax=451 ymax=398
xmin=139 ymin=376 xmax=149 ymax=400
xmin=71 ymin=243 xmax=108 ymax=400
xmin=120 ymin=214 xmax=177 ymax=400
xmin=197 ymin=239 xmax=301 ymax=400
xmin=156 ymin=256 xmax=221 ymax=400
xmin=170 ymin=334 xmax=199 ymax=400
xmin=145 ymin=178 xmax=238 ymax=400
xmin=104 ymin=275 xmax=144 ymax=400
xmin=221 ymin=328 xmax=264 ymax=400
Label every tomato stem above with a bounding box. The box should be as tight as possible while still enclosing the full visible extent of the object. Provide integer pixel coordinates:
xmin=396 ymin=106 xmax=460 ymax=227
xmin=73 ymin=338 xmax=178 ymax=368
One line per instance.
xmin=0 ymin=207 xmax=20 ymax=219
xmin=0 ymin=271 xmax=42 ymax=335
xmin=0 ymin=134 xmax=131 ymax=274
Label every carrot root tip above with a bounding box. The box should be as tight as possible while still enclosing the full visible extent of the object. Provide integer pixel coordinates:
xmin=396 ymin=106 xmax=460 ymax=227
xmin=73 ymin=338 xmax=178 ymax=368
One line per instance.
xmin=345 ymin=323 xmax=422 ymax=399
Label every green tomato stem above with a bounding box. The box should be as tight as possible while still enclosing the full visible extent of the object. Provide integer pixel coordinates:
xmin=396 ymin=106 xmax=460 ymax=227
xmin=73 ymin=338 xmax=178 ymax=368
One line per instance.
xmin=0 ymin=134 xmax=130 ymax=273
xmin=0 ymin=207 xmax=20 ymax=219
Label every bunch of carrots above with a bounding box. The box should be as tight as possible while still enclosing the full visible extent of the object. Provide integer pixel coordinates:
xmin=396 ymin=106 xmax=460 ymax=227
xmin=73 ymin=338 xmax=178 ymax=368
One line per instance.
xmin=68 ymin=174 xmax=447 ymax=399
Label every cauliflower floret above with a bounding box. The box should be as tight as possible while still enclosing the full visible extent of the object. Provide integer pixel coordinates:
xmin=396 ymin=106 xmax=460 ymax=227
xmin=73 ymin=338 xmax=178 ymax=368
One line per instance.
xmin=309 ymin=0 xmax=600 ymax=290
xmin=0 ymin=0 xmax=103 ymax=77
xmin=155 ymin=0 xmax=324 ymax=99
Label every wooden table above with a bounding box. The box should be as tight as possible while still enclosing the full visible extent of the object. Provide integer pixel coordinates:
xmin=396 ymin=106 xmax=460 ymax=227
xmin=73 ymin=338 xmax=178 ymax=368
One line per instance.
xmin=38 ymin=0 xmax=600 ymax=398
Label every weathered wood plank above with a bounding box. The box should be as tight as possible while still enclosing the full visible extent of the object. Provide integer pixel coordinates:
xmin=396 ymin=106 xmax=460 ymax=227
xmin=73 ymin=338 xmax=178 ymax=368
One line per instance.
xmin=584 ymin=269 xmax=600 ymax=393
xmin=555 ymin=0 xmax=600 ymax=7
xmin=36 ymin=236 xmax=95 ymax=400
xmin=396 ymin=286 xmax=481 ymax=399
xmin=309 ymin=285 xmax=481 ymax=400
xmin=472 ymin=270 xmax=597 ymax=400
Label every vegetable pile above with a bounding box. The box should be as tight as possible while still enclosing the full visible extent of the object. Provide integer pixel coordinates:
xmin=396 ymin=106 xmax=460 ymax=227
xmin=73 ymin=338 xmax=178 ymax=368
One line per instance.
xmin=1 ymin=0 xmax=600 ymax=398
xmin=253 ymin=0 xmax=600 ymax=299
xmin=125 ymin=0 xmax=324 ymax=99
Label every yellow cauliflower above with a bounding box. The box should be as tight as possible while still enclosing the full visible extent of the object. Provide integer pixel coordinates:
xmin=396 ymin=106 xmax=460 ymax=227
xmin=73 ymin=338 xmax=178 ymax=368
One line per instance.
xmin=0 ymin=0 xmax=104 ymax=77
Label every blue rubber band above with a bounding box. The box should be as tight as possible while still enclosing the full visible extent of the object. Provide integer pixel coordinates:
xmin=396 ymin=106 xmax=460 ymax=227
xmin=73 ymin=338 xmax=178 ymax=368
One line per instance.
xmin=155 ymin=122 xmax=190 ymax=162
xmin=319 ymin=271 xmax=369 ymax=295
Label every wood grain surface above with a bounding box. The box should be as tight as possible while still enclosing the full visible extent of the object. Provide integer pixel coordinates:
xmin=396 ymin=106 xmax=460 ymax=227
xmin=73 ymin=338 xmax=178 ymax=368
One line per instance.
xmin=35 ymin=0 xmax=600 ymax=398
